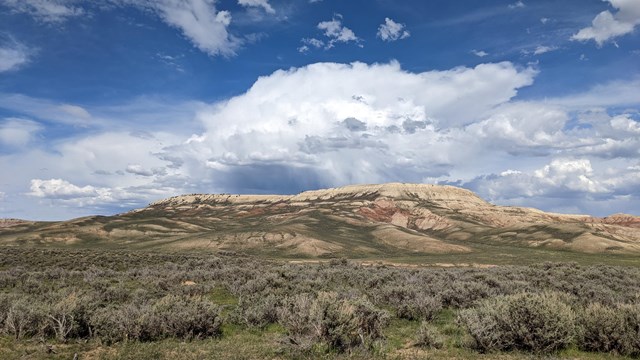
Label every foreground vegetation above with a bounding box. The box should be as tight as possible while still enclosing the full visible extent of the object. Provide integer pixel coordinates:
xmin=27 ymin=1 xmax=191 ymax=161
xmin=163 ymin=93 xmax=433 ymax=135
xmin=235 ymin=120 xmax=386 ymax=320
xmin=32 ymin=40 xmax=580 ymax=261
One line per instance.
xmin=1 ymin=247 xmax=639 ymax=359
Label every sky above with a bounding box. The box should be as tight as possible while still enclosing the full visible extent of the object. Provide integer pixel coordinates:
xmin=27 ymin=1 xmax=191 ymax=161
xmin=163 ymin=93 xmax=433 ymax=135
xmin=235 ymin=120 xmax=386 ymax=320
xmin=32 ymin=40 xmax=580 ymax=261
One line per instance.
xmin=0 ymin=0 xmax=639 ymax=220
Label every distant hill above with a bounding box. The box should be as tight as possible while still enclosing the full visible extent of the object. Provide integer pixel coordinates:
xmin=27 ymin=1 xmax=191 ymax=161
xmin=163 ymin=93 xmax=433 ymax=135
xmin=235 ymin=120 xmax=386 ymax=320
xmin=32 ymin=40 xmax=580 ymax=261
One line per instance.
xmin=2 ymin=183 xmax=639 ymax=264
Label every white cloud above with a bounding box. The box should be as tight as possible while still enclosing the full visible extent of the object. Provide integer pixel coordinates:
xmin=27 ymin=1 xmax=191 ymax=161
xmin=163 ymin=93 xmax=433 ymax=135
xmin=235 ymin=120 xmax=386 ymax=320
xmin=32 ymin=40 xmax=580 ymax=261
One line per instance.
xmin=1 ymin=0 xmax=84 ymax=23
xmin=124 ymin=0 xmax=240 ymax=57
xmin=572 ymin=0 xmax=640 ymax=46
xmin=533 ymin=45 xmax=558 ymax=55
xmin=549 ymin=77 xmax=640 ymax=108
xmin=126 ymin=164 xmax=167 ymax=176
xmin=168 ymin=61 xmax=535 ymax=191
xmin=59 ymin=104 xmax=92 ymax=120
xmin=237 ymin=0 xmax=274 ymax=14
xmin=467 ymin=102 xmax=568 ymax=149
xmin=302 ymin=37 xmax=324 ymax=48
xmin=27 ymin=178 xmax=171 ymax=208
xmin=458 ymin=157 xmax=626 ymax=204
xmin=10 ymin=130 xmax=186 ymax=215
xmin=156 ymin=52 xmax=185 ymax=72
xmin=298 ymin=37 xmax=324 ymax=53
xmin=317 ymin=15 xmax=359 ymax=49
xmin=29 ymin=178 xmax=101 ymax=199
xmin=610 ymin=114 xmax=640 ymax=134
xmin=471 ymin=49 xmax=489 ymax=57
xmin=0 ymin=118 xmax=42 ymax=148
xmin=533 ymin=158 xmax=606 ymax=194
xmin=0 ymin=40 xmax=30 ymax=72
xmin=377 ymin=18 xmax=410 ymax=42
xmin=0 ymin=94 xmax=96 ymax=126
xmin=508 ymin=1 xmax=525 ymax=9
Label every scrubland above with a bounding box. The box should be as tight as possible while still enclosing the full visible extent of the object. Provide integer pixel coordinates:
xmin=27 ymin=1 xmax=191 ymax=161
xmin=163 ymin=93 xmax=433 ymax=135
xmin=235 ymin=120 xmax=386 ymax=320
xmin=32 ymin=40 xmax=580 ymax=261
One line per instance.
xmin=1 ymin=247 xmax=639 ymax=359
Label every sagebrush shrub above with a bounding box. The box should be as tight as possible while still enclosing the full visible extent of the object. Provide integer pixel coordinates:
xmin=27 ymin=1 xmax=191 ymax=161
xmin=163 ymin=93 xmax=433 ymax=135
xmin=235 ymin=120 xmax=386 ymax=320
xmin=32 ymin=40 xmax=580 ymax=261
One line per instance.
xmin=44 ymin=290 xmax=83 ymax=342
xmin=0 ymin=293 xmax=12 ymax=331
xmin=579 ymin=303 xmax=640 ymax=356
xmin=90 ymin=296 xmax=222 ymax=343
xmin=619 ymin=304 xmax=640 ymax=356
xmin=4 ymin=297 xmax=47 ymax=339
xmin=90 ymin=302 xmax=146 ymax=343
xmin=278 ymin=292 xmax=389 ymax=353
xmin=277 ymin=293 xmax=316 ymax=351
xmin=578 ymin=303 xmax=628 ymax=354
xmin=415 ymin=322 xmax=443 ymax=349
xmin=396 ymin=294 xmax=442 ymax=321
xmin=145 ymin=295 xmax=222 ymax=340
xmin=233 ymin=294 xmax=279 ymax=328
xmin=458 ymin=292 xmax=576 ymax=353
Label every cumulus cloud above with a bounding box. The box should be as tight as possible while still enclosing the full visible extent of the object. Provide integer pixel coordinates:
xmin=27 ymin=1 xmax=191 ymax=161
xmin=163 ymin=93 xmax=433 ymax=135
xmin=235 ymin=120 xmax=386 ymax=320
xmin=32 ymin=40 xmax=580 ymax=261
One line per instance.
xmin=10 ymin=130 xmax=186 ymax=215
xmin=0 ymin=118 xmax=42 ymax=148
xmin=163 ymin=61 xmax=536 ymax=192
xmin=467 ymin=102 xmax=568 ymax=151
xmin=0 ymin=39 xmax=31 ymax=72
xmin=458 ymin=157 xmax=639 ymax=209
xmin=533 ymin=158 xmax=606 ymax=194
xmin=317 ymin=15 xmax=359 ymax=49
xmin=572 ymin=0 xmax=640 ymax=46
xmin=237 ymin=0 xmax=274 ymax=14
xmin=0 ymin=0 xmax=84 ymax=23
xmin=377 ymin=18 xmax=410 ymax=42
xmin=610 ymin=114 xmax=640 ymax=134
xmin=29 ymin=178 xmax=102 ymax=199
xmin=122 ymin=0 xmax=239 ymax=57
xmin=27 ymin=178 xmax=171 ymax=209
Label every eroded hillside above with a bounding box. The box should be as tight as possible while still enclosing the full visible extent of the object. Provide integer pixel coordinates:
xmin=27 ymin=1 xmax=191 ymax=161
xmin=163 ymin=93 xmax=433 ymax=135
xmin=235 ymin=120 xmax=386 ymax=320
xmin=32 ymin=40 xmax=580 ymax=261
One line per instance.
xmin=1 ymin=183 xmax=639 ymax=261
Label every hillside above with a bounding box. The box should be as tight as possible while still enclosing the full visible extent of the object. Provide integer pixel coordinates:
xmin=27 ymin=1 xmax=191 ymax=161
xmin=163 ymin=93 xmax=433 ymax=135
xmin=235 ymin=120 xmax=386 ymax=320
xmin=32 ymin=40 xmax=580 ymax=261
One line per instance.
xmin=2 ymin=183 xmax=639 ymax=264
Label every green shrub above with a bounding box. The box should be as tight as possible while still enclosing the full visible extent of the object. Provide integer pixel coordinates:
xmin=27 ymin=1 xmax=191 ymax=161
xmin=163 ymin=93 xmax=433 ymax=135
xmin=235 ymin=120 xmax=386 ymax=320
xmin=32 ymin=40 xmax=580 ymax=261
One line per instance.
xmin=396 ymin=294 xmax=442 ymax=321
xmin=278 ymin=292 xmax=389 ymax=353
xmin=44 ymin=290 xmax=83 ymax=341
xmin=145 ymin=294 xmax=222 ymax=340
xmin=458 ymin=292 xmax=576 ymax=353
xmin=90 ymin=303 xmax=146 ymax=343
xmin=232 ymin=294 xmax=279 ymax=328
xmin=457 ymin=297 xmax=510 ymax=352
xmin=277 ymin=293 xmax=316 ymax=352
xmin=619 ymin=304 xmax=640 ymax=356
xmin=91 ymin=296 xmax=222 ymax=343
xmin=578 ymin=303 xmax=627 ymax=354
xmin=415 ymin=322 xmax=443 ymax=349
xmin=0 ymin=293 xmax=12 ymax=331
xmin=579 ymin=303 xmax=640 ymax=356
xmin=4 ymin=297 xmax=47 ymax=339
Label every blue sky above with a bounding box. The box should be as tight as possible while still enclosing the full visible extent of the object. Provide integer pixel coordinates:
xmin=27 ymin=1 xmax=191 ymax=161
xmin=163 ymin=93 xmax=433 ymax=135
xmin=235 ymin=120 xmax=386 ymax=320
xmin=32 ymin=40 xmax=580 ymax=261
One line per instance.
xmin=0 ymin=0 xmax=639 ymax=220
